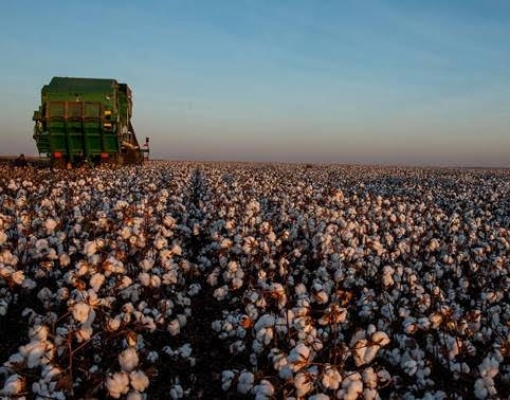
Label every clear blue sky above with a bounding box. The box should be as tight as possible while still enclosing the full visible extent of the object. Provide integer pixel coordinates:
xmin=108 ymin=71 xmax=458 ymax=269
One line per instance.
xmin=1 ymin=0 xmax=509 ymax=166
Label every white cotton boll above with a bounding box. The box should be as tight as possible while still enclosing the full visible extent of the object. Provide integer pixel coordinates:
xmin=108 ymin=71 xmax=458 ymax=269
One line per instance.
xmin=129 ymin=370 xmax=149 ymax=392
xmin=84 ymin=240 xmax=97 ymax=256
xmin=147 ymin=351 xmax=159 ymax=363
xmin=352 ymin=339 xmax=369 ymax=367
xmin=288 ymin=343 xmax=311 ymax=371
xmin=479 ymin=356 xmax=499 ymax=378
xmin=29 ymin=325 xmax=49 ymax=342
xmin=59 ymin=253 xmax=71 ymax=267
xmin=475 ymin=376 xmax=498 ymax=399
xmin=119 ymin=348 xmax=139 ymax=372
xmin=256 ymin=327 xmax=274 ymax=346
xmin=154 ymin=236 xmax=167 ymax=250
xmin=140 ymin=258 xmax=155 ymax=271
xmin=106 ymin=371 xmax=130 ymax=399
xmin=126 ymin=390 xmax=145 ymax=400
xmin=73 ymin=302 xmax=91 ymax=323
xmin=253 ymin=379 xmax=274 ymax=400
xmin=150 ymin=275 xmax=161 ymax=288
xmin=237 ymin=371 xmax=254 ymax=394
xmin=362 ymin=367 xmax=378 ymax=389
xmin=163 ymin=270 xmax=179 ymax=285
xmin=11 ymin=271 xmax=25 ymax=285
xmin=254 ymin=313 xmax=276 ymax=331
xmin=168 ymin=319 xmax=180 ymax=336
xmin=0 ymin=374 xmax=24 ymax=396
xmin=41 ymin=365 xmax=61 ymax=381
xmin=170 ymin=244 xmax=182 ymax=256
xmin=295 ymin=283 xmax=307 ymax=296
xmin=322 ymin=365 xmax=342 ymax=390
xmin=337 ymin=373 xmax=363 ymax=400
xmin=222 ymin=370 xmax=236 ymax=391
xmin=371 ymin=331 xmax=390 ymax=347
xmin=107 ymin=316 xmax=122 ymax=331
xmin=26 ymin=342 xmax=51 ymax=368
xmin=403 ymin=360 xmax=418 ymax=376
xmin=90 ymin=273 xmax=105 ymax=291
xmin=44 ymin=218 xmax=58 ymax=233
xmin=76 ymin=325 xmax=93 ymax=342
xmin=294 ymin=372 xmax=312 ymax=397
xmin=213 ymin=285 xmax=229 ymax=301
xmin=188 ymin=283 xmax=201 ymax=296
xmin=139 ymin=272 xmax=151 ymax=287
xmin=169 ymin=384 xmax=184 ymax=399
xmin=22 ymin=278 xmax=37 ymax=290
xmin=0 ymin=231 xmax=7 ymax=246
xmin=313 ymin=290 xmax=329 ymax=304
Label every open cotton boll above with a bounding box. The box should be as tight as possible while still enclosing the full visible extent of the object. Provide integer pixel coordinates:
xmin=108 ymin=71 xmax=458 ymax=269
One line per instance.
xmin=119 ymin=348 xmax=139 ymax=372
xmin=44 ymin=218 xmax=58 ymax=233
xmin=0 ymin=374 xmax=24 ymax=396
xmin=288 ymin=343 xmax=311 ymax=371
xmin=126 ymin=390 xmax=145 ymax=400
xmin=474 ymin=377 xmax=497 ymax=399
xmin=106 ymin=372 xmax=130 ymax=399
xmin=253 ymin=379 xmax=274 ymax=400
xmin=83 ymin=240 xmax=98 ymax=256
xmin=129 ymin=370 xmax=149 ymax=392
xmin=337 ymin=372 xmax=363 ymax=400
xmin=72 ymin=302 xmax=91 ymax=323
xmin=294 ymin=372 xmax=312 ymax=397
xmin=167 ymin=319 xmax=180 ymax=336
xmin=90 ymin=273 xmax=105 ymax=292
xmin=169 ymin=384 xmax=184 ymax=399
xmin=221 ymin=370 xmax=236 ymax=391
xmin=322 ymin=365 xmax=342 ymax=390
xmin=237 ymin=371 xmax=254 ymax=394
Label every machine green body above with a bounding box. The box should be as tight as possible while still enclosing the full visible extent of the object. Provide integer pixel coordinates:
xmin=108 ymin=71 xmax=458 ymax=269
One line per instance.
xmin=33 ymin=77 xmax=148 ymax=165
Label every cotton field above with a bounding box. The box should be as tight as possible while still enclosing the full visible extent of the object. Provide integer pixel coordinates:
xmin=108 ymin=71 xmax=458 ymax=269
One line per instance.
xmin=0 ymin=161 xmax=509 ymax=399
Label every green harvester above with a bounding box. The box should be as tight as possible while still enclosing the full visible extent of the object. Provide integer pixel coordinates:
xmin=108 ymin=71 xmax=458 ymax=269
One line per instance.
xmin=33 ymin=77 xmax=149 ymax=165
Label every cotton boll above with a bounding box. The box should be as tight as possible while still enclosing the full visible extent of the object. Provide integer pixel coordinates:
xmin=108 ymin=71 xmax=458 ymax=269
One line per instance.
xmin=119 ymin=348 xmax=139 ymax=372
xmin=169 ymin=384 xmax=184 ymax=399
xmin=150 ymin=275 xmax=161 ymax=288
xmin=90 ymin=273 xmax=105 ymax=292
xmin=474 ymin=377 xmax=497 ymax=399
xmin=370 ymin=331 xmax=390 ymax=347
xmin=352 ymin=339 xmax=369 ymax=367
xmin=253 ymin=379 xmax=274 ymax=400
xmin=237 ymin=371 xmax=254 ymax=394
xmin=84 ymin=240 xmax=98 ymax=256
xmin=139 ymin=272 xmax=151 ymax=287
xmin=76 ymin=325 xmax=93 ymax=343
xmin=288 ymin=343 xmax=311 ymax=371
xmin=294 ymin=372 xmax=312 ymax=397
xmin=0 ymin=374 xmax=24 ymax=396
xmin=126 ymin=390 xmax=145 ymax=400
xmin=29 ymin=325 xmax=49 ymax=342
xmin=129 ymin=370 xmax=149 ymax=392
xmin=337 ymin=372 xmax=363 ymax=400
xmin=72 ymin=302 xmax=91 ymax=323
xmin=362 ymin=367 xmax=378 ymax=389
xmin=322 ymin=365 xmax=342 ymax=390
xmin=107 ymin=316 xmax=123 ymax=332
xmin=58 ymin=253 xmax=71 ymax=268
xmin=168 ymin=319 xmax=180 ymax=336
xmin=106 ymin=372 xmax=130 ymax=399
xmin=221 ymin=370 xmax=236 ymax=391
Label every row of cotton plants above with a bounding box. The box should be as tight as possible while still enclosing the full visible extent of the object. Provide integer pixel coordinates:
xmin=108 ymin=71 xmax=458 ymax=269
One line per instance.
xmin=0 ymin=162 xmax=509 ymax=399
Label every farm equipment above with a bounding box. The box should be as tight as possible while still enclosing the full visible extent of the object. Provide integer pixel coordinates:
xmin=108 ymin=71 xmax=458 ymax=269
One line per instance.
xmin=33 ymin=77 xmax=149 ymax=166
